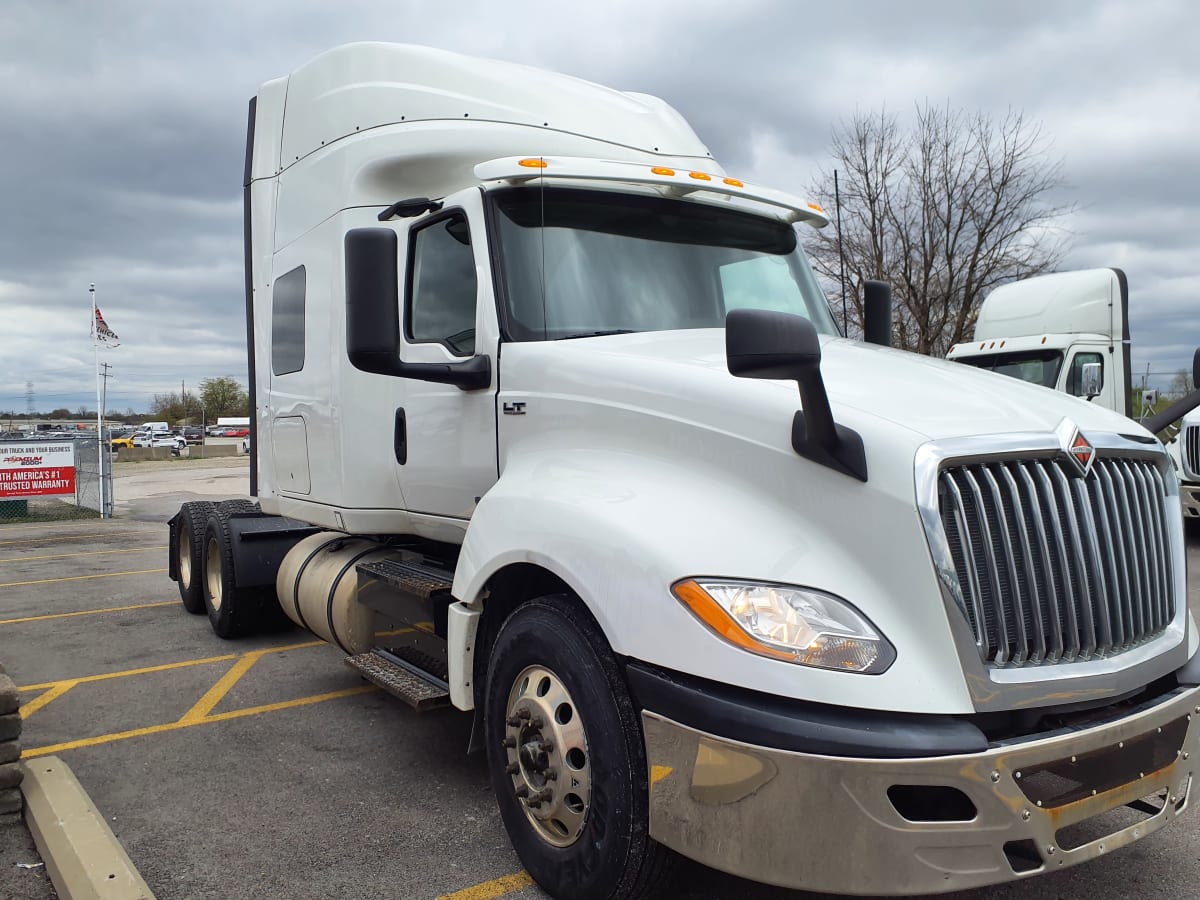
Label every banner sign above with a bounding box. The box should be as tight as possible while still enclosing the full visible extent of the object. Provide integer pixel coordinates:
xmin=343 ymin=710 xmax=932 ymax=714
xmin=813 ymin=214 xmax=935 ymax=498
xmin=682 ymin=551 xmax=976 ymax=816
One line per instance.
xmin=0 ymin=443 xmax=77 ymax=498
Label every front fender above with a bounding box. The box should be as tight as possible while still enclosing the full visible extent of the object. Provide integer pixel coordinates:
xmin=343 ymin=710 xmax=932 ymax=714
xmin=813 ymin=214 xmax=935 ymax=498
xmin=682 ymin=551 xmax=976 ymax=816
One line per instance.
xmin=453 ymin=447 xmax=975 ymax=715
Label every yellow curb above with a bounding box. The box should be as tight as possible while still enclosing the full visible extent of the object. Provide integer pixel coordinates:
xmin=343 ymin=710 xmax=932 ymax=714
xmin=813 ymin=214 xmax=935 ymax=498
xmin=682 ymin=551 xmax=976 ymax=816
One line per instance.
xmin=20 ymin=755 xmax=155 ymax=900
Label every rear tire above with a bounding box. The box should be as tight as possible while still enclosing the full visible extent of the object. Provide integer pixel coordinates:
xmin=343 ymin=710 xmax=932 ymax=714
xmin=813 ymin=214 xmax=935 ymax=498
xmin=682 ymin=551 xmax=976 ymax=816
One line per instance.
xmin=484 ymin=595 xmax=676 ymax=900
xmin=176 ymin=501 xmax=216 ymax=614
xmin=202 ymin=508 xmax=277 ymax=639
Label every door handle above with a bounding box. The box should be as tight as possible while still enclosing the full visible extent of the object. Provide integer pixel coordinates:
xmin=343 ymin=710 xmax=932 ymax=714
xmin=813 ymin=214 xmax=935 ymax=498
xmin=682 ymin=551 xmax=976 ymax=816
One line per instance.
xmin=394 ymin=408 xmax=407 ymax=465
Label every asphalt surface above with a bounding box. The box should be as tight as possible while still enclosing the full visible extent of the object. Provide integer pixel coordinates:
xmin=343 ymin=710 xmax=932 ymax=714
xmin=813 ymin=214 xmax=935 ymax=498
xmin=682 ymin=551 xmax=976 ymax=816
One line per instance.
xmin=1 ymin=457 xmax=1199 ymax=899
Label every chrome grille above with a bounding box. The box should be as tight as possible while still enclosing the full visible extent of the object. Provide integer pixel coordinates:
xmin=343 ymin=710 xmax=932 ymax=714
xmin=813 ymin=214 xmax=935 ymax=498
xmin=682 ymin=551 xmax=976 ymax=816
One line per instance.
xmin=1185 ymin=425 xmax=1200 ymax=478
xmin=938 ymin=456 xmax=1174 ymax=667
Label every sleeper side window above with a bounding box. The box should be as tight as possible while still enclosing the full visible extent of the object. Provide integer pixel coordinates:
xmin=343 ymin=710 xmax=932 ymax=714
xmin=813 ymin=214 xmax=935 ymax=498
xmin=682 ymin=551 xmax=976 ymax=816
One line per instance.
xmin=272 ymin=265 xmax=306 ymax=375
xmin=407 ymin=213 xmax=477 ymax=357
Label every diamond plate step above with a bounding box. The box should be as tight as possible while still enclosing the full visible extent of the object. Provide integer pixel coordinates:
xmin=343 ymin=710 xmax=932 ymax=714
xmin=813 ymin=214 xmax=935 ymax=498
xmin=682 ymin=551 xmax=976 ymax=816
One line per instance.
xmin=345 ymin=649 xmax=450 ymax=712
xmin=357 ymin=558 xmax=453 ymax=601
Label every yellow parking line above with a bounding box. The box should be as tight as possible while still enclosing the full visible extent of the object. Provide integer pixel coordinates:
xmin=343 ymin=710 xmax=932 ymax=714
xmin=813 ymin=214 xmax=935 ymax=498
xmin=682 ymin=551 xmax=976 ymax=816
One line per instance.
xmin=438 ymin=872 xmax=535 ymax=900
xmin=22 ymin=685 xmax=378 ymax=758
xmin=0 ymin=600 xmax=177 ymax=627
xmin=19 ymin=653 xmax=238 ymax=693
xmin=0 ymin=546 xmax=161 ymax=564
xmin=177 ymin=637 xmax=331 ymax=723
xmin=0 ymin=567 xmax=167 ymax=588
xmin=179 ymin=653 xmax=263 ymax=722
xmin=0 ymin=530 xmax=159 ymax=547
xmin=19 ymin=682 xmax=76 ymax=719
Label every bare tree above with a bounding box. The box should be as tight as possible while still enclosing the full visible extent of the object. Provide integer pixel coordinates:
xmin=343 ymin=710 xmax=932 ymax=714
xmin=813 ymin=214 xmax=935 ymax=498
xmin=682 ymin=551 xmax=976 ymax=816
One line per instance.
xmin=1168 ymin=369 xmax=1194 ymax=400
xmin=807 ymin=105 xmax=1073 ymax=355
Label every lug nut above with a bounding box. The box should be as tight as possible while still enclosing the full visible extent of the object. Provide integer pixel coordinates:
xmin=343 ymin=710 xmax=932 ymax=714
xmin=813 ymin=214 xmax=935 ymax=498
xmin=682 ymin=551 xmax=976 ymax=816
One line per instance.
xmin=530 ymin=716 xmax=545 ymax=729
xmin=540 ymin=740 xmax=555 ymax=753
xmin=544 ymin=767 xmax=558 ymax=782
xmin=506 ymin=716 xmax=522 ymax=727
xmin=501 ymin=736 xmax=516 ymax=748
xmin=516 ymin=708 xmax=531 ymax=720
xmin=990 ymin=770 xmax=1000 ymax=783
xmin=1022 ymin=809 xmax=1031 ymax=821
xmin=515 ymin=785 xmax=529 ymax=798
xmin=505 ymin=763 xmax=519 ymax=776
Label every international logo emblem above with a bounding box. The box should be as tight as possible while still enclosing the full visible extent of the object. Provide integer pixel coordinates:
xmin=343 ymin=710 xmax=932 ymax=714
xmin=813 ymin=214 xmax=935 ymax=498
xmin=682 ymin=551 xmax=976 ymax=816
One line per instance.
xmin=1056 ymin=418 xmax=1095 ymax=477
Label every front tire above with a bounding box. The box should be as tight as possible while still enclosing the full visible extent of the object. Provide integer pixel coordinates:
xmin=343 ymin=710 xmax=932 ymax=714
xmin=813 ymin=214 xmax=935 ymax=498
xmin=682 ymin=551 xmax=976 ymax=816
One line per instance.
xmin=484 ymin=595 xmax=674 ymax=900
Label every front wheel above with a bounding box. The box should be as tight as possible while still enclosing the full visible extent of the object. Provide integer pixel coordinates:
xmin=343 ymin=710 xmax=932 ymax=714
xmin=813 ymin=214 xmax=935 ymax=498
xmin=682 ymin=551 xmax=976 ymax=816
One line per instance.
xmin=484 ymin=595 xmax=675 ymax=900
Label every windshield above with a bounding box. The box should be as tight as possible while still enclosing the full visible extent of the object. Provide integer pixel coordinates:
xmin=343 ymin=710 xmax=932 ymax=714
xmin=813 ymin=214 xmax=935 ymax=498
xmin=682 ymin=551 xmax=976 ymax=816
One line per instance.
xmin=952 ymin=349 xmax=1064 ymax=388
xmin=490 ymin=187 xmax=839 ymax=341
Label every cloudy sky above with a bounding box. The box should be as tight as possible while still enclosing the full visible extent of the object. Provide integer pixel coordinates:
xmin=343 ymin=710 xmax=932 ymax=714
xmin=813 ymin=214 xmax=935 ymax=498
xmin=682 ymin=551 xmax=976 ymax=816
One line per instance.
xmin=1 ymin=0 xmax=1197 ymax=416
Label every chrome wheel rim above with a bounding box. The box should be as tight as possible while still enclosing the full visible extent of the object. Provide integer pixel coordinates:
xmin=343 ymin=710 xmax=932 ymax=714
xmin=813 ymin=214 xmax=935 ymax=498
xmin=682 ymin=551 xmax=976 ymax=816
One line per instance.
xmin=502 ymin=665 xmax=591 ymax=847
xmin=178 ymin=521 xmax=192 ymax=587
xmin=205 ymin=535 xmax=222 ymax=611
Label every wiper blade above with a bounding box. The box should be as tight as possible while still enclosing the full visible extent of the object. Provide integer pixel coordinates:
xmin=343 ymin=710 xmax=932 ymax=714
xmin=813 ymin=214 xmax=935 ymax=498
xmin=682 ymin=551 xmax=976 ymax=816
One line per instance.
xmin=556 ymin=329 xmax=637 ymax=340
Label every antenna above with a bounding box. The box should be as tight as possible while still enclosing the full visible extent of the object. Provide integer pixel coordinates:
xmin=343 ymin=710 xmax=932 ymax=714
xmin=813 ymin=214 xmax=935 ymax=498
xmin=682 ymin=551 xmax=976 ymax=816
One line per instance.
xmin=834 ymin=169 xmax=848 ymax=336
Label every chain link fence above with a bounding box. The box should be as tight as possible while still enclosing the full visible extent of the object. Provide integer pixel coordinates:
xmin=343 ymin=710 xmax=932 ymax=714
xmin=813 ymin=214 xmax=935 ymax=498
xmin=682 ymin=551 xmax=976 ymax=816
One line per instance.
xmin=0 ymin=437 xmax=110 ymax=524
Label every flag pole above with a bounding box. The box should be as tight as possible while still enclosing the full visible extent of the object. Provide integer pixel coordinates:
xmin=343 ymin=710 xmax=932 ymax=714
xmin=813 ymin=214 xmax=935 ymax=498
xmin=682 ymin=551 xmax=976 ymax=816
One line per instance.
xmin=91 ymin=283 xmax=107 ymax=519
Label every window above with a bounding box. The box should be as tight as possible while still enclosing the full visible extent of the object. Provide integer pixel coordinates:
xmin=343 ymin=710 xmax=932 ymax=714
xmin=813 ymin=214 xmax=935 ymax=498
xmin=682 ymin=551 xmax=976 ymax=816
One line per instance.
xmin=491 ymin=188 xmax=838 ymax=341
xmin=1066 ymin=352 xmax=1104 ymax=396
xmin=953 ymin=349 xmax=1063 ymax=388
xmin=271 ymin=266 xmax=305 ymax=375
xmin=720 ymin=256 xmax=809 ymax=314
xmin=407 ymin=214 xmax=477 ymax=356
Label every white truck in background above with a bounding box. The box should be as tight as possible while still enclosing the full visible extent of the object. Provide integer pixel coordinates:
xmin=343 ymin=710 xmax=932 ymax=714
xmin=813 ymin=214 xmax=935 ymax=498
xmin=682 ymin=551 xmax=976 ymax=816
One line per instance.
xmin=166 ymin=44 xmax=1200 ymax=899
xmin=948 ymin=268 xmax=1200 ymax=518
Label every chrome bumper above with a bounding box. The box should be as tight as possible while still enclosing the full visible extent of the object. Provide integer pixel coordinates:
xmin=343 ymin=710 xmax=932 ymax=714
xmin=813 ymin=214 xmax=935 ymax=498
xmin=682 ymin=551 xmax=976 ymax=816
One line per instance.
xmin=643 ymin=686 xmax=1200 ymax=895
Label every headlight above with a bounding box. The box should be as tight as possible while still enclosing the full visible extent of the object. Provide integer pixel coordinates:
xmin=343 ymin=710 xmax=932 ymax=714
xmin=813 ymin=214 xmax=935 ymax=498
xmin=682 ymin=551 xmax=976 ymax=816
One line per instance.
xmin=672 ymin=579 xmax=895 ymax=674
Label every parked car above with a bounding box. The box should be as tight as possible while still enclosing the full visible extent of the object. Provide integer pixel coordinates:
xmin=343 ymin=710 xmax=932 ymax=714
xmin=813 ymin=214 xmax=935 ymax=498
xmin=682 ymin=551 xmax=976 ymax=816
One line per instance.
xmin=182 ymin=427 xmax=205 ymax=445
xmin=227 ymin=427 xmax=250 ymax=437
xmin=133 ymin=432 xmax=185 ymax=450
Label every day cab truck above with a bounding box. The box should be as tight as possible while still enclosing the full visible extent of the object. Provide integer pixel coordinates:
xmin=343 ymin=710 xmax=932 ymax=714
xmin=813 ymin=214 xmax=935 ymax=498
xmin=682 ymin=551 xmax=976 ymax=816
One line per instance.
xmin=947 ymin=267 xmax=1200 ymax=518
xmin=168 ymin=44 xmax=1200 ymax=899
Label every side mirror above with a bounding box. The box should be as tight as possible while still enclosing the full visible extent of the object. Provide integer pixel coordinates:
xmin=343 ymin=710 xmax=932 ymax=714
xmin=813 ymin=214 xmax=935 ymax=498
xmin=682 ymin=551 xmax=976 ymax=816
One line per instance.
xmin=862 ymin=281 xmax=892 ymax=347
xmin=344 ymin=228 xmax=490 ymax=390
xmin=1194 ymin=347 xmax=1199 ymax=390
xmin=726 ymin=309 xmax=866 ymax=481
xmin=1081 ymin=362 xmax=1102 ymax=399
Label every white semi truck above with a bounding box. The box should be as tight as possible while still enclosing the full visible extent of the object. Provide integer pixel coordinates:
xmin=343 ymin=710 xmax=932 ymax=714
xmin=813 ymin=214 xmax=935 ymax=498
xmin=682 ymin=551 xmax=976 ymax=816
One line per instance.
xmin=168 ymin=44 xmax=1200 ymax=898
xmin=947 ymin=268 xmax=1200 ymax=518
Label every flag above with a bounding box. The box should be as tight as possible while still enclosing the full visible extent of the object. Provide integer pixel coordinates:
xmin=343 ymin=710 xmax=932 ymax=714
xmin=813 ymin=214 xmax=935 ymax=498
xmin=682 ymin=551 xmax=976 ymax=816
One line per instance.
xmin=94 ymin=307 xmax=120 ymax=347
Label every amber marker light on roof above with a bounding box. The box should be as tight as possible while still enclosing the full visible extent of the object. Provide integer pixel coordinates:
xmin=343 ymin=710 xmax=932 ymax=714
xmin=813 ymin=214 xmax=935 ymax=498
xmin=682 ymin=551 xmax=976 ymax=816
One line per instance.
xmin=518 ymin=158 xmax=548 ymax=168
xmin=723 ymin=177 xmax=743 ymax=187
xmin=808 ymin=202 xmax=825 ymax=212
xmin=689 ymin=171 xmax=711 ymax=181
xmin=651 ymin=166 xmax=676 ymax=176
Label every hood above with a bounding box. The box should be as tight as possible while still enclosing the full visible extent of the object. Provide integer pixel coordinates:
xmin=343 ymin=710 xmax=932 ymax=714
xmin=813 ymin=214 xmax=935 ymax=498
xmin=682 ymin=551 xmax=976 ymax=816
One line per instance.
xmin=502 ymin=329 xmax=1146 ymax=445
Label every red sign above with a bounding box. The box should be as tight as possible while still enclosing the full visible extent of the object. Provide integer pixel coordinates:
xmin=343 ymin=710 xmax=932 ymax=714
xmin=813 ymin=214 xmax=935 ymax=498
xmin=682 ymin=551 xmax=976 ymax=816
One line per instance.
xmin=0 ymin=443 xmax=77 ymax=498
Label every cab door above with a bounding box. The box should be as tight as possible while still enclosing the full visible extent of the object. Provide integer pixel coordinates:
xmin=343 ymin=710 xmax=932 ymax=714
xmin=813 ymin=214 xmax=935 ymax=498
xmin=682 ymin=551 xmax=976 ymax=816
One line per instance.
xmin=392 ymin=191 xmax=499 ymax=520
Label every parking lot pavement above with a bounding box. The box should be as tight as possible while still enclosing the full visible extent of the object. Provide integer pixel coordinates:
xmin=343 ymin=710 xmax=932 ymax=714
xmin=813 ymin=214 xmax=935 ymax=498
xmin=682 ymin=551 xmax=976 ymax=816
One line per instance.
xmin=0 ymin=465 xmax=1199 ymax=898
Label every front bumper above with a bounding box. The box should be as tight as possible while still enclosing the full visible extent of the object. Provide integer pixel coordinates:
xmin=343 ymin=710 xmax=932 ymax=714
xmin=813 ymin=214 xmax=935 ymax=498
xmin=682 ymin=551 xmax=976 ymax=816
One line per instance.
xmin=642 ymin=685 xmax=1200 ymax=895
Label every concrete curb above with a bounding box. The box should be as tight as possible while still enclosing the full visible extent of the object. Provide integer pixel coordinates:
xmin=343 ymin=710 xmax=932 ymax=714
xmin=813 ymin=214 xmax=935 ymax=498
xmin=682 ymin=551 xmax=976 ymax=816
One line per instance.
xmin=20 ymin=756 xmax=155 ymax=900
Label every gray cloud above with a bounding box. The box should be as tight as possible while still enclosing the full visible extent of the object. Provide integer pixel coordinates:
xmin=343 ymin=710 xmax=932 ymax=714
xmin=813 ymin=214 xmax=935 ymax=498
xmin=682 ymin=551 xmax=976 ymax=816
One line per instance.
xmin=1 ymin=0 xmax=1197 ymax=415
